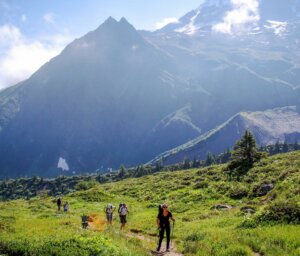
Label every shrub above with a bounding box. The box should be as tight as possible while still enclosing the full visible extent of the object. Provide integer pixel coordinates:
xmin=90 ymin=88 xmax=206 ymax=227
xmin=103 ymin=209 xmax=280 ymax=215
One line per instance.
xmin=193 ymin=181 xmax=209 ymax=189
xmin=256 ymin=201 xmax=300 ymax=224
xmin=74 ymin=181 xmax=98 ymax=191
xmin=228 ymin=185 xmax=249 ymax=199
xmin=184 ymin=232 xmax=206 ymax=241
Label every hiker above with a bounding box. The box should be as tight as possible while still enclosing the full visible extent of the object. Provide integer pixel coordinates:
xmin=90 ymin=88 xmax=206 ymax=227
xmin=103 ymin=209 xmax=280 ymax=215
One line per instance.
xmin=81 ymin=215 xmax=89 ymax=229
xmin=105 ymin=203 xmax=115 ymax=224
xmin=156 ymin=204 xmax=175 ymax=253
xmin=63 ymin=201 xmax=69 ymax=212
xmin=57 ymin=197 xmax=62 ymax=211
xmin=119 ymin=203 xmax=129 ymax=229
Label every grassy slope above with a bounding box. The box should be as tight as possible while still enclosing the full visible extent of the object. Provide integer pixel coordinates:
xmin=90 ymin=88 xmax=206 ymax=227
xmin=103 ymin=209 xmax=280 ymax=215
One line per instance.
xmin=0 ymin=151 xmax=299 ymax=256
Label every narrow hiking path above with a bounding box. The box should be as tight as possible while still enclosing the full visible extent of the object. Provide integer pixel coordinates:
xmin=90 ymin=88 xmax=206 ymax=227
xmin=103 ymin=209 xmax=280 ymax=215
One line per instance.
xmin=86 ymin=214 xmax=183 ymax=255
xmin=126 ymin=229 xmax=183 ymax=256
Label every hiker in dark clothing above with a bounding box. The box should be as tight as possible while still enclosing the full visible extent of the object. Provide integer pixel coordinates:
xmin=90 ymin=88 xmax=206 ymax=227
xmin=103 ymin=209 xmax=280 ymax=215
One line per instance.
xmin=57 ymin=197 xmax=62 ymax=211
xmin=156 ymin=204 xmax=175 ymax=252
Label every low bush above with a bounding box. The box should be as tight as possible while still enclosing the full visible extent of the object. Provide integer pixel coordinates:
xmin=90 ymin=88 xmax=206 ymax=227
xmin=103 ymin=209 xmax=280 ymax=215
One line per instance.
xmin=256 ymin=201 xmax=300 ymax=224
xmin=228 ymin=185 xmax=249 ymax=199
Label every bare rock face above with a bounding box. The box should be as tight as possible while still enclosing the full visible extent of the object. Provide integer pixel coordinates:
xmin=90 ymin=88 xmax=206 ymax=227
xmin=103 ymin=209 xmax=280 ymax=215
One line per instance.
xmin=211 ymin=204 xmax=233 ymax=210
xmin=257 ymin=183 xmax=275 ymax=196
xmin=240 ymin=206 xmax=256 ymax=214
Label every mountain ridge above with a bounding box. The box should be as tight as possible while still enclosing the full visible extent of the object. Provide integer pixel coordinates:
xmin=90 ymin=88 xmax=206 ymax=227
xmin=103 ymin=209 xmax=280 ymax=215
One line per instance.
xmin=149 ymin=106 xmax=300 ymax=165
xmin=0 ymin=1 xmax=299 ymax=178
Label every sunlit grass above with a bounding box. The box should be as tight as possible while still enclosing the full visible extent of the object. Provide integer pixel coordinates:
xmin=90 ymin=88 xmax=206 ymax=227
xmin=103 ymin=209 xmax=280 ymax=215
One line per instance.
xmin=0 ymin=151 xmax=299 ymax=255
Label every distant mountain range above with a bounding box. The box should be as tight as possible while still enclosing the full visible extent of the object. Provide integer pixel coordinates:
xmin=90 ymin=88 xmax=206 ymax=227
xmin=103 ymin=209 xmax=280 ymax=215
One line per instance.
xmin=0 ymin=0 xmax=299 ymax=178
xmin=149 ymin=106 xmax=300 ymax=165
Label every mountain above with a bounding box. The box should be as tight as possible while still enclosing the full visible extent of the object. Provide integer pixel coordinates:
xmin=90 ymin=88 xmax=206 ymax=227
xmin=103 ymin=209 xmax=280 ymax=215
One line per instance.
xmin=149 ymin=106 xmax=300 ymax=165
xmin=159 ymin=0 xmax=300 ymax=39
xmin=0 ymin=18 xmax=188 ymax=178
xmin=0 ymin=1 xmax=299 ymax=178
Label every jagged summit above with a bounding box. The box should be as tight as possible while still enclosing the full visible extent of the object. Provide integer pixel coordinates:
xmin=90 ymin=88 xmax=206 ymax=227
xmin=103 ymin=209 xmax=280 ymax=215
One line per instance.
xmin=63 ymin=16 xmax=144 ymax=56
xmin=99 ymin=16 xmax=133 ymax=29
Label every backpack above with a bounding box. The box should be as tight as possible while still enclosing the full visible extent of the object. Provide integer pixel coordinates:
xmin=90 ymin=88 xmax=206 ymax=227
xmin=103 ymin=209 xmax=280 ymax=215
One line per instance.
xmin=106 ymin=205 xmax=113 ymax=214
xmin=158 ymin=204 xmax=163 ymax=216
xmin=118 ymin=203 xmax=123 ymax=213
xmin=120 ymin=206 xmax=128 ymax=216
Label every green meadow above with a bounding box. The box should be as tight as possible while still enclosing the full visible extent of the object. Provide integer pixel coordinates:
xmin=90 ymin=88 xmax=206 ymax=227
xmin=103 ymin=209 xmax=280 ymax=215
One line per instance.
xmin=0 ymin=151 xmax=299 ymax=255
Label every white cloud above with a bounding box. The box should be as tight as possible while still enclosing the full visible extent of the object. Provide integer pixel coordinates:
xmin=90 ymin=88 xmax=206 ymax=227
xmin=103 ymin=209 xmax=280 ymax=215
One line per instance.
xmin=0 ymin=24 xmax=72 ymax=89
xmin=0 ymin=24 xmax=22 ymax=45
xmin=43 ymin=12 xmax=55 ymax=24
xmin=264 ymin=20 xmax=288 ymax=37
xmin=213 ymin=0 xmax=260 ymax=34
xmin=155 ymin=17 xmax=179 ymax=29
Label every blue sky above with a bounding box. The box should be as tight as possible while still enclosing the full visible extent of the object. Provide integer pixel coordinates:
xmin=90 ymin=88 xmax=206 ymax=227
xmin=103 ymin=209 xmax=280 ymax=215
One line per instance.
xmin=0 ymin=0 xmax=203 ymax=89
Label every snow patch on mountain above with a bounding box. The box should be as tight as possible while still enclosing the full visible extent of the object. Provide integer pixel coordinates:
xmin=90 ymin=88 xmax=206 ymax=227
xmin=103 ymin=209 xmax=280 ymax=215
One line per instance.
xmin=57 ymin=157 xmax=69 ymax=171
xmin=241 ymin=106 xmax=300 ymax=144
xmin=175 ymin=10 xmax=200 ymax=35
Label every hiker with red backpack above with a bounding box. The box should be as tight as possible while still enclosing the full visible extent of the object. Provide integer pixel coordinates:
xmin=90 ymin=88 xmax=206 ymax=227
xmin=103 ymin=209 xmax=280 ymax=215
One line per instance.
xmin=156 ymin=204 xmax=175 ymax=253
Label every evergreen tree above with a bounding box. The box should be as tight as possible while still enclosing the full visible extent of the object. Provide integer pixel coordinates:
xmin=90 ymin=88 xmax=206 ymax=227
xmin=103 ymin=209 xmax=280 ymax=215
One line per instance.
xmin=274 ymin=140 xmax=281 ymax=154
xmin=282 ymin=140 xmax=289 ymax=153
xmin=192 ymin=157 xmax=200 ymax=168
xmin=205 ymin=152 xmax=216 ymax=166
xmin=118 ymin=164 xmax=126 ymax=178
xmin=155 ymin=162 xmax=162 ymax=172
xmin=182 ymin=157 xmax=191 ymax=169
xmin=294 ymin=140 xmax=300 ymax=151
xmin=220 ymin=149 xmax=231 ymax=163
xmin=225 ymin=130 xmax=265 ymax=179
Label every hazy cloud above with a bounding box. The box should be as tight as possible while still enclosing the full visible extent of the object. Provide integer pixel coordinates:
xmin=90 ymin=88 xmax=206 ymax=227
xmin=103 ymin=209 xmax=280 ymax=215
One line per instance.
xmin=0 ymin=24 xmax=22 ymax=46
xmin=0 ymin=24 xmax=72 ymax=89
xmin=156 ymin=17 xmax=179 ymax=29
xmin=43 ymin=12 xmax=55 ymax=24
xmin=213 ymin=0 xmax=260 ymax=34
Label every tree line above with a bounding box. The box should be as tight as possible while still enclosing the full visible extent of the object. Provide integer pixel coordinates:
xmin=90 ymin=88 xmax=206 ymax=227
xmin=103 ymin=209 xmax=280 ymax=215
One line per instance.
xmin=1 ymin=131 xmax=299 ymax=200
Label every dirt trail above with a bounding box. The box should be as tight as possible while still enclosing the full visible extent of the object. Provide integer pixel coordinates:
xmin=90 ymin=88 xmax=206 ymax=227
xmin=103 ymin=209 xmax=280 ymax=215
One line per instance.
xmin=126 ymin=229 xmax=183 ymax=256
xmin=86 ymin=214 xmax=183 ymax=255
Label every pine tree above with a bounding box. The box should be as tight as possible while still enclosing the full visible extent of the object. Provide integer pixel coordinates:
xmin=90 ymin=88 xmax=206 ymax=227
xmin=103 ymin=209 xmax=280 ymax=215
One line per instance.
xmin=220 ymin=149 xmax=231 ymax=163
xmin=274 ymin=141 xmax=281 ymax=154
xmin=118 ymin=164 xmax=126 ymax=178
xmin=205 ymin=152 xmax=216 ymax=166
xmin=225 ymin=130 xmax=265 ymax=179
xmin=282 ymin=140 xmax=289 ymax=153
xmin=192 ymin=157 xmax=200 ymax=168
xmin=294 ymin=140 xmax=300 ymax=151
xmin=155 ymin=162 xmax=162 ymax=173
xmin=182 ymin=157 xmax=191 ymax=169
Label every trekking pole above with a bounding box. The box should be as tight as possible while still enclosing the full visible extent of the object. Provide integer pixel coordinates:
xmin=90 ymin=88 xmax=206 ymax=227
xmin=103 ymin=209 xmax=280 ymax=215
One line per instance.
xmin=170 ymin=221 xmax=175 ymax=249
